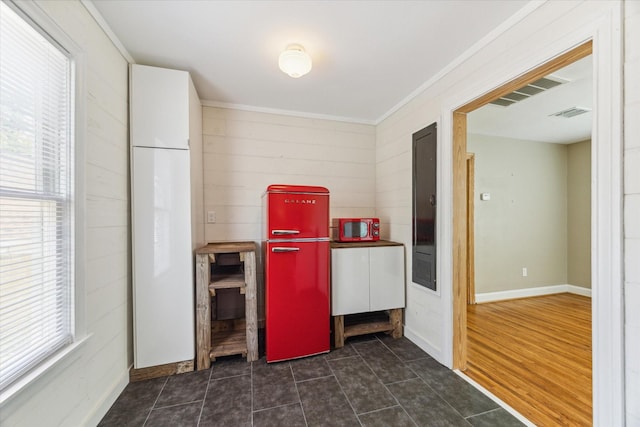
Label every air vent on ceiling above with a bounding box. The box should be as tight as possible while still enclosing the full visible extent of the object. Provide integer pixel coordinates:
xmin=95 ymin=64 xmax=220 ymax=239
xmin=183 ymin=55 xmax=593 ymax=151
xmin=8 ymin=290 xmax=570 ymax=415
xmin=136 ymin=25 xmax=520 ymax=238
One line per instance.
xmin=549 ymin=106 xmax=591 ymax=118
xmin=489 ymin=76 xmax=567 ymax=107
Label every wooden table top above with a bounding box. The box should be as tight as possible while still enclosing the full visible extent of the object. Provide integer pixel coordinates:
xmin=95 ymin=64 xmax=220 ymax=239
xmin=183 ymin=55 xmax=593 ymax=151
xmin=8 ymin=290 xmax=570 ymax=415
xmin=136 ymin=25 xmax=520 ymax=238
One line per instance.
xmin=330 ymin=240 xmax=403 ymax=249
xmin=196 ymin=241 xmax=257 ymax=254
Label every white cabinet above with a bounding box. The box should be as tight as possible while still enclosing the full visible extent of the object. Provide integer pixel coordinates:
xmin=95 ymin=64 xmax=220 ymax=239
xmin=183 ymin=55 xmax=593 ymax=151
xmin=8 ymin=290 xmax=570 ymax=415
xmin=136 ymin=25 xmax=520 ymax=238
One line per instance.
xmin=130 ymin=64 xmax=203 ymax=379
xmin=131 ymin=64 xmax=191 ymax=149
xmin=331 ymin=243 xmax=405 ymax=315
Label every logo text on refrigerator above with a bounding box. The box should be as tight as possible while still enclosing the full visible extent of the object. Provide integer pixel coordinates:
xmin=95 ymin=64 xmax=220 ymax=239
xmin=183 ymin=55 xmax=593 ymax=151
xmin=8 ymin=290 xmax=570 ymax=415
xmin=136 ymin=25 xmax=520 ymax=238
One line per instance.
xmin=284 ymin=198 xmax=317 ymax=204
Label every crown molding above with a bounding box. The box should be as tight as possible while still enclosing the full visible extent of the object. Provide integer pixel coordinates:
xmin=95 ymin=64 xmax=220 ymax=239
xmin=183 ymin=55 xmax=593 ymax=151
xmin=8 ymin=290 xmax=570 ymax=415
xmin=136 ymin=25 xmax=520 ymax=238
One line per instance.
xmin=200 ymin=99 xmax=376 ymax=126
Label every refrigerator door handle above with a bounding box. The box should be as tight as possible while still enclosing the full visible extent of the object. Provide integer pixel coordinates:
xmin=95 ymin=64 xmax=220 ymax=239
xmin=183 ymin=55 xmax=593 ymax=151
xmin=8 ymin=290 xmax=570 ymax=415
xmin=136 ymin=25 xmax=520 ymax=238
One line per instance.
xmin=272 ymin=247 xmax=301 ymax=253
xmin=272 ymin=229 xmax=300 ymax=236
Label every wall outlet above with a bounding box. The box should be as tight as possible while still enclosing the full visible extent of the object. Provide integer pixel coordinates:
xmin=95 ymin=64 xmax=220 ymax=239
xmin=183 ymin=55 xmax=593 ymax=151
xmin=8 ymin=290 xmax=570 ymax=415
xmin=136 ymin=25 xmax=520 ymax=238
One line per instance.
xmin=522 ymin=267 xmax=528 ymax=277
xmin=207 ymin=211 xmax=216 ymax=223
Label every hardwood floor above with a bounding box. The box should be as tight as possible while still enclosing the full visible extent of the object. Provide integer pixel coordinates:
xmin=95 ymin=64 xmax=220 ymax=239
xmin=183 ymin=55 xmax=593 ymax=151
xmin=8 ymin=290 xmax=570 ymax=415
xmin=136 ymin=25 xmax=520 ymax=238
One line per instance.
xmin=465 ymin=293 xmax=592 ymax=426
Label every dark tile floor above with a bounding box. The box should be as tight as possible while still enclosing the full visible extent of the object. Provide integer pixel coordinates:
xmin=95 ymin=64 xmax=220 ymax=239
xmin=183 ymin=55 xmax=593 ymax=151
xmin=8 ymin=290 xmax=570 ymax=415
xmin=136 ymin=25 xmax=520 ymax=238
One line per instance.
xmin=99 ymin=334 xmax=526 ymax=426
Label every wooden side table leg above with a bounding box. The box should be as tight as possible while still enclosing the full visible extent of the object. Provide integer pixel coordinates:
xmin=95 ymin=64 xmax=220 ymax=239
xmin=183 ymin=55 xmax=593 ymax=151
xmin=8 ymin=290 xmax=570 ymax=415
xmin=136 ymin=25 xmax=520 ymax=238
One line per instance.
xmin=244 ymin=251 xmax=259 ymax=362
xmin=390 ymin=308 xmax=403 ymax=339
xmin=195 ymin=253 xmax=211 ymax=370
xmin=334 ymin=315 xmax=345 ymax=348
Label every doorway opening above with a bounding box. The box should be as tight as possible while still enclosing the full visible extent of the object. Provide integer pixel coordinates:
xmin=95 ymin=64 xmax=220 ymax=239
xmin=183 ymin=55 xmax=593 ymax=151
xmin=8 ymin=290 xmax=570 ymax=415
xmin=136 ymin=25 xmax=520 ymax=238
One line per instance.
xmin=451 ymin=41 xmax=593 ymax=424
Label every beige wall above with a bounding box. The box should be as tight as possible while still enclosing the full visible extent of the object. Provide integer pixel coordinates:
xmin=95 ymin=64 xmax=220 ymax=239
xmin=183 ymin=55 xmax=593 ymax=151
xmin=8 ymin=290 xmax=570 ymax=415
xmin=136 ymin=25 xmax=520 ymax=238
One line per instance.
xmin=201 ymin=106 xmax=376 ymax=319
xmin=567 ymin=139 xmax=591 ymax=288
xmin=468 ymin=134 xmax=569 ymax=293
xmin=0 ymin=1 xmax=131 ymax=426
xmin=468 ymin=135 xmax=592 ymax=295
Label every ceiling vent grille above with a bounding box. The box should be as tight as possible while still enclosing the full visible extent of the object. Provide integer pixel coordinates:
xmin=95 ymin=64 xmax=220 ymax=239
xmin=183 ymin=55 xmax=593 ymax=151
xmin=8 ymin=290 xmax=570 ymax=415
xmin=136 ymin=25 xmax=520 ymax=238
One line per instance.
xmin=489 ymin=76 xmax=566 ymax=107
xmin=549 ymin=106 xmax=591 ymax=118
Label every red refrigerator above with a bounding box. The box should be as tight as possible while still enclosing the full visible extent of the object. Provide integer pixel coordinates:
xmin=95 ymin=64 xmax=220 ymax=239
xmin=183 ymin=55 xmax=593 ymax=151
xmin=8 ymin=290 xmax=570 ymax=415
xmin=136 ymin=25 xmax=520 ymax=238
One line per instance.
xmin=263 ymin=184 xmax=330 ymax=362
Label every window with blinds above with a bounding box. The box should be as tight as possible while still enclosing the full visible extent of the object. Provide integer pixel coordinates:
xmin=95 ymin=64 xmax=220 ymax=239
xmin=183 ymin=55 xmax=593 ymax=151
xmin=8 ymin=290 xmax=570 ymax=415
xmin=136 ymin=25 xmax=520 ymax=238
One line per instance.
xmin=0 ymin=2 xmax=75 ymax=393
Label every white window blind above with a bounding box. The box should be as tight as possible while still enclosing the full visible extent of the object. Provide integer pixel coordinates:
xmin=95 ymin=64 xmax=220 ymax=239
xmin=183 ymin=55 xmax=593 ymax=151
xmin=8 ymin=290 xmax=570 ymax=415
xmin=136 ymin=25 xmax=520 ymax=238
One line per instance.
xmin=0 ymin=2 xmax=74 ymax=392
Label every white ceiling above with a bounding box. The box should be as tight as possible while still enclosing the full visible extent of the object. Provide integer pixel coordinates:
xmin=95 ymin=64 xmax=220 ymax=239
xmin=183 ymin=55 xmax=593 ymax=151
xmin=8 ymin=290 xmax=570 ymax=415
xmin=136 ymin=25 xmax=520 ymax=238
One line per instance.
xmin=468 ymin=55 xmax=593 ymax=144
xmin=89 ymin=0 xmax=531 ymax=124
xmin=89 ymin=0 xmax=591 ymax=142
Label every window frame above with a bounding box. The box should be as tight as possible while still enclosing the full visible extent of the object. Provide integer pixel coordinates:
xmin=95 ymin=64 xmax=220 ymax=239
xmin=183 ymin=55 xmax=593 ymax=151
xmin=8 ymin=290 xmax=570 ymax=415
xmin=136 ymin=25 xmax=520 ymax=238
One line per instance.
xmin=0 ymin=0 xmax=87 ymax=406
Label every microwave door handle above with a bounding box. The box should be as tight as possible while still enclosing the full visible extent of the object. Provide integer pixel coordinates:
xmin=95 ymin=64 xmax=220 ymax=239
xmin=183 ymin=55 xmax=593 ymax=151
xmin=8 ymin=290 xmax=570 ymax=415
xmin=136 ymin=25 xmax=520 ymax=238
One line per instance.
xmin=272 ymin=229 xmax=300 ymax=236
xmin=272 ymin=247 xmax=301 ymax=253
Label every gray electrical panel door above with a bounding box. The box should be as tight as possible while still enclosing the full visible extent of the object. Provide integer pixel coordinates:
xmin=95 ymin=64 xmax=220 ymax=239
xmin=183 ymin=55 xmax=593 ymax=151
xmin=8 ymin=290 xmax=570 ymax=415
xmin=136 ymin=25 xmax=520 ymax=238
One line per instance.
xmin=412 ymin=123 xmax=437 ymax=290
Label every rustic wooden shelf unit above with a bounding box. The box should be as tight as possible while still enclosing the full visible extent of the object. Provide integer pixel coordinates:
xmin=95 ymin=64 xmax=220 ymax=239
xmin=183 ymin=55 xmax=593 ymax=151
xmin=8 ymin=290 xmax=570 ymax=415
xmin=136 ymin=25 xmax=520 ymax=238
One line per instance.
xmin=195 ymin=242 xmax=258 ymax=370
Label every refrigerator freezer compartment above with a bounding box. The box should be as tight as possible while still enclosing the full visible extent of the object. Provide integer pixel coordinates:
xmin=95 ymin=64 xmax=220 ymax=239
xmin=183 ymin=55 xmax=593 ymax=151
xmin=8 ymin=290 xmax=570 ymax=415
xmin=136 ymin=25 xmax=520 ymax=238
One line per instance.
xmin=264 ymin=186 xmax=330 ymax=240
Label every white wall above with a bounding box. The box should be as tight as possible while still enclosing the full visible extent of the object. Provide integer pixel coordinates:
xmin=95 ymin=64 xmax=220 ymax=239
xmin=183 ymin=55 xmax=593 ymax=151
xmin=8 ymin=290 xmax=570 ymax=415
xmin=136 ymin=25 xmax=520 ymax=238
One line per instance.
xmin=376 ymin=0 xmax=621 ymax=367
xmin=0 ymin=1 xmax=131 ymax=426
xmin=189 ymin=78 xmax=205 ymax=251
xmin=624 ymin=0 xmax=640 ymax=424
xmin=202 ymin=106 xmax=375 ymax=319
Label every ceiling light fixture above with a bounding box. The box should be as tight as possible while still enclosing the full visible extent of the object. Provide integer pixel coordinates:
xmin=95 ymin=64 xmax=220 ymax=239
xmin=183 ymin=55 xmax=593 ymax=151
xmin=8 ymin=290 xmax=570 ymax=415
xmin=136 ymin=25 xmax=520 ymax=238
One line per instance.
xmin=278 ymin=44 xmax=312 ymax=78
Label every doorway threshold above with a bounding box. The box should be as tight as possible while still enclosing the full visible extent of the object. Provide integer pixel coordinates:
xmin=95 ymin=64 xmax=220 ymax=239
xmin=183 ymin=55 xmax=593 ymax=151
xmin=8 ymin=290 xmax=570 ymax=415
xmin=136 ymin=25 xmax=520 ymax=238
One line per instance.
xmin=455 ymin=369 xmax=535 ymax=427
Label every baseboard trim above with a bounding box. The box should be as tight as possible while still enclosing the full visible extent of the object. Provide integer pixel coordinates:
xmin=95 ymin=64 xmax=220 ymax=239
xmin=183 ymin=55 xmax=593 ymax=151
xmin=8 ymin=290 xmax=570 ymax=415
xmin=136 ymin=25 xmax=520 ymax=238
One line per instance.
xmin=475 ymin=284 xmax=591 ymax=303
xmin=84 ymin=364 xmax=130 ymax=426
xmin=130 ymin=359 xmax=194 ymax=382
xmin=403 ymin=325 xmax=444 ymax=364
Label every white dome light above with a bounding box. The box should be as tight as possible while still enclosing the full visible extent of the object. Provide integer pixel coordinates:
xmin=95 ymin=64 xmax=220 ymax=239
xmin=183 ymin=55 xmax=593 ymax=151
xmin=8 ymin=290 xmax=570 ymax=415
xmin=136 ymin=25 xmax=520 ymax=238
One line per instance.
xmin=278 ymin=44 xmax=312 ymax=78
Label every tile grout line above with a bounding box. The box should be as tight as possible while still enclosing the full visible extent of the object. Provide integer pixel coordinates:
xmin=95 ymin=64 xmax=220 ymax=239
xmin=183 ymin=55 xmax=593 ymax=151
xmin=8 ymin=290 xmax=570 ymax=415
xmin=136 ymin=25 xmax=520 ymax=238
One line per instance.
xmin=404 ymin=360 xmax=474 ymax=426
xmin=356 ymin=404 xmax=409 ymax=417
xmin=464 ymin=407 xmax=504 ymax=419
xmin=195 ymin=365 xmax=215 ymax=426
xmin=325 ymin=346 xmax=366 ymax=427
xmin=385 ymin=339 xmax=471 ymax=424
xmin=376 ymin=334 xmax=432 ymax=364
xmin=294 ymin=373 xmax=335 ymax=384
xmin=252 ymin=401 xmax=304 ymax=414
xmin=142 ymin=376 xmax=169 ymax=426
xmin=153 ymin=399 xmax=204 ymax=410
xmin=455 ymin=370 xmax=533 ymax=426
xmin=250 ymin=360 xmax=254 ymax=426
xmin=289 ymin=362 xmax=309 ymax=427
xmin=209 ymin=372 xmax=250 ymax=381
xmin=354 ymin=336 xmax=419 ymax=427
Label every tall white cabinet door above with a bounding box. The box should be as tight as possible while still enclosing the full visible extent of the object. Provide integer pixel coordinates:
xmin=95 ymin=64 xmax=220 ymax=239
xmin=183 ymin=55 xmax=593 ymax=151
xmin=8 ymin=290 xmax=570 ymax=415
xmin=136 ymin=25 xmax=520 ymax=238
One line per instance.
xmin=369 ymin=246 xmax=405 ymax=311
xmin=331 ymin=248 xmax=370 ymax=315
xmin=131 ymin=146 xmax=194 ymax=368
xmin=130 ymin=64 xmax=189 ymax=149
